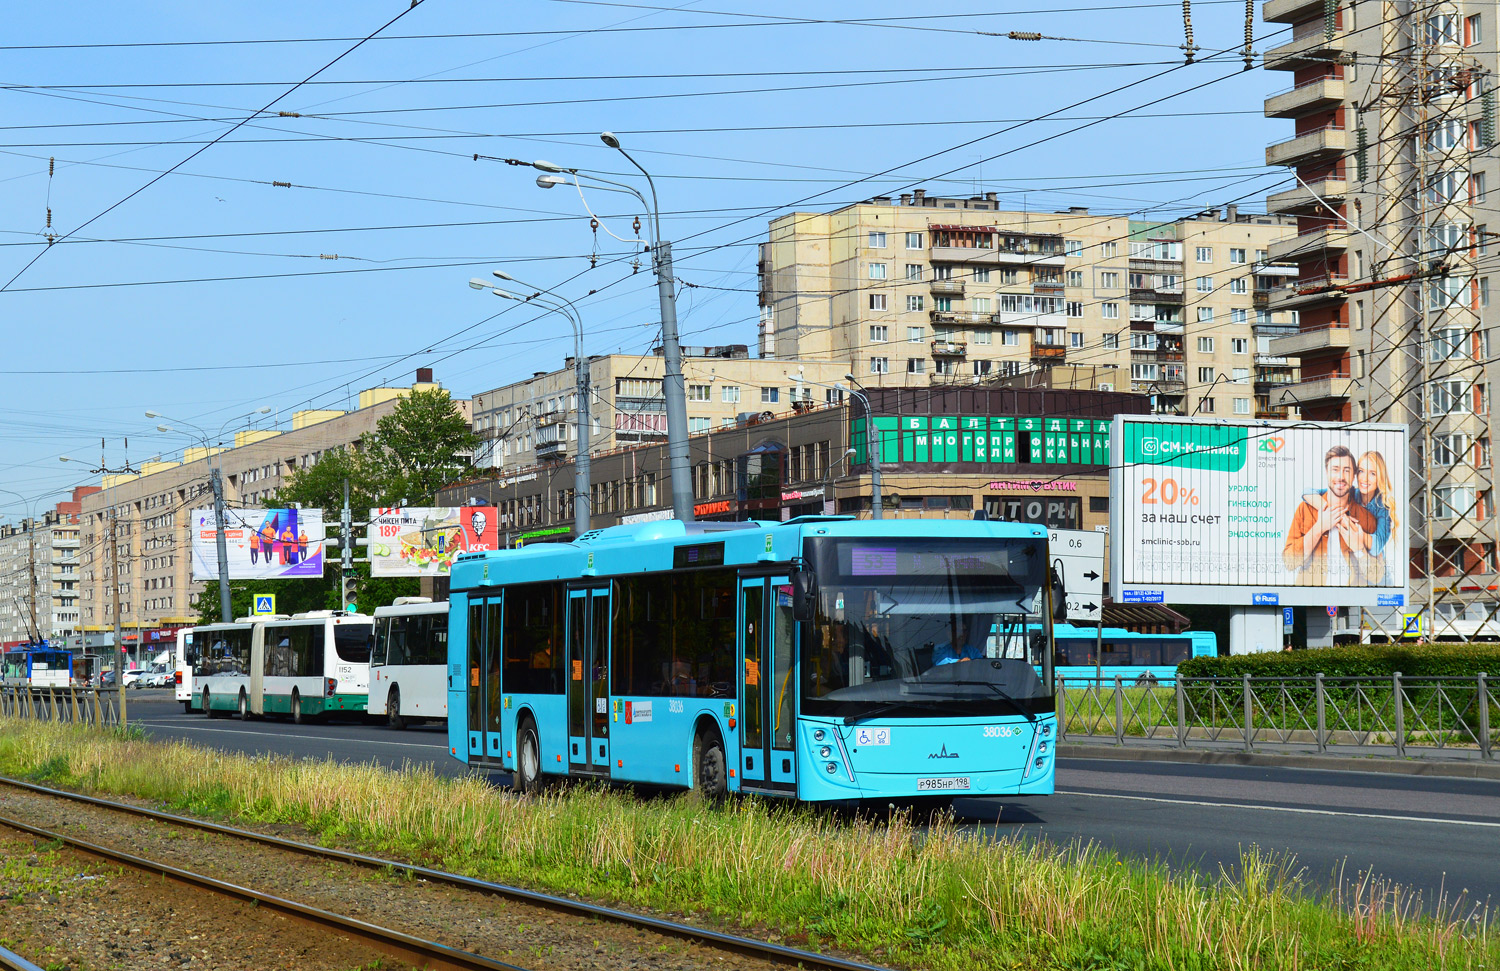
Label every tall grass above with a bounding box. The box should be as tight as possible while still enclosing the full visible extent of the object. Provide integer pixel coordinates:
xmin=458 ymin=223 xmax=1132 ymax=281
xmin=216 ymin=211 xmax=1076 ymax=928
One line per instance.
xmin=0 ymin=718 xmax=1492 ymax=970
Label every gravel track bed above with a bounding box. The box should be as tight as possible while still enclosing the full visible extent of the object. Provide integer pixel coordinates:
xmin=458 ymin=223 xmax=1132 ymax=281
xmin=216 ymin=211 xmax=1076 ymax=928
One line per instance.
xmin=0 ymin=785 xmax=782 ymax=971
xmin=0 ymin=826 xmax=405 ymax=970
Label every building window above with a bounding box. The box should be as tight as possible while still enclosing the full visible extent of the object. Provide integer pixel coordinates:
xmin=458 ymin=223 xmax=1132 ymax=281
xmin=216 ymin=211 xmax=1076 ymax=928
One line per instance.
xmin=1065 ymin=239 xmax=1083 ymax=257
xmin=1002 ymin=331 xmax=1019 ymax=346
xmin=934 ymin=297 xmax=952 ymax=312
xmin=1196 ymin=246 xmax=1213 ymax=262
xmin=1196 ymin=306 xmax=1214 ymax=322
xmin=1102 ymin=332 xmax=1119 ymax=349
xmin=1067 ymin=270 xmax=1083 ymax=287
xmin=906 ymin=358 xmax=926 ymax=374
xmin=1231 ymin=337 xmax=1248 ymax=354
xmin=868 ymin=263 xmax=887 ymax=280
xmin=1466 ymin=12 xmax=1482 ymax=45
xmin=1197 ymin=336 xmax=1215 ymax=353
xmin=761 ymin=387 xmax=779 ymax=403
xmin=1101 ymin=302 xmax=1119 ymax=319
xmin=906 ymin=295 xmax=925 ymax=313
xmin=999 ymin=269 xmax=1018 ymax=285
xmin=907 ymin=325 xmax=924 ymax=342
xmin=869 ymin=324 xmax=888 ymax=343
xmin=1474 ymin=172 xmax=1488 ymax=204
xmin=1066 ymin=301 xmax=1083 ymax=318
xmin=1233 ymin=367 xmax=1250 ymax=384
xmin=1230 ymin=308 xmax=1248 ymax=323
xmin=973 ymin=329 xmax=992 ymax=345
xmin=1198 ymin=367 xmax=1216 ymax=383
xmin=870 ymin=293 xmax=887 ymax=311
xmin=905 ymin=263 xmax=923 ymax=281
xmin=1132 ymin=332 xmax=1157 ymax=350
xmin=721 ymin=385 xmax=741 ymax=403
xmin=1256 ymin=310 xmax=1273 ymax=325
xmin=905 ymin=232 xmax=923 ymax=249
xmin=973 ymin=267 xmax=991 ymax=282
xmin=971 ymin=297 xmax=992 ymax=313
xmin=1100 ymin=271 xmax=1119 ymax=288
xmin=1198 ymin=397 xmax=1216 ymax=413
xmin=1229 ymin=278 xmax=1248 ymax=294
xmin=1132 ymin=363 xmax=1158 ymax=381
xmin=973 ymin=360 xmax=993 ymax=376
xmin=688 ymin=384 xmax=711 ymax=401
xmin=1229 ymin=248 xmax=1246 ymax=263
xmin=869 ymin=231 xmax=887 ymax=248
xmin=1101 ymin=241 xmax=1118 ymax=257
xmin=870 ymin=357 xmax=889 ymax=374
xmin=934 ymin=359 xmax=955 ymax=375
xmin=1069 ymin=331 xmax=1085 ymax=348
xmin=1196 ymin=276 xmax=1213 ymax=292
xmin=689 ymin=417 xmax=710 ymax=433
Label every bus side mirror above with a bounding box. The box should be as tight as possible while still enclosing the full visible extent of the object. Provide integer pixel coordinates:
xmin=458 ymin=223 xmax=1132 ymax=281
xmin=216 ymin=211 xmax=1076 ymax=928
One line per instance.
xmin=1050 ymin=565 xmax=1067 ymax=624
xmin=791 ymin=569 xmax=818 ymax=622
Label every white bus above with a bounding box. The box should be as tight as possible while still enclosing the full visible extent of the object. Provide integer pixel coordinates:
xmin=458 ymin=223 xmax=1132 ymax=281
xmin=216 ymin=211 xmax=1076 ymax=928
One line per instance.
xmin=249 ymin=611 xmax=373 ymax=722
xmin=190 ymin=621 xmax=256 ymax=718
xmin=370 ymin=597 xmax=449 ymax=729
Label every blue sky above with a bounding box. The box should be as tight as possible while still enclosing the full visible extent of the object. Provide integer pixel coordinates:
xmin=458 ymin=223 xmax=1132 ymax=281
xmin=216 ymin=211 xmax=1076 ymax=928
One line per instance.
xmin=0 ymin=0 xmax=1294 ymax=516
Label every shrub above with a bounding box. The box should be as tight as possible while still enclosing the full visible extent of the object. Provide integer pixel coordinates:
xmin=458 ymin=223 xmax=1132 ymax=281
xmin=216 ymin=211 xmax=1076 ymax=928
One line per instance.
xmin=1178 ymin=644 xmax=1500 ymax=680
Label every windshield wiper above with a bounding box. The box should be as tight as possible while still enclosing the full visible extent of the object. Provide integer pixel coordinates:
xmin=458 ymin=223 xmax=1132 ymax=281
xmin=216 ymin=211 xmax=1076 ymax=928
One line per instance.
xmin=942 ymin=681 xmax=1038 ymax=722
xmin=843 ymin=699 xmax=974 ymax=725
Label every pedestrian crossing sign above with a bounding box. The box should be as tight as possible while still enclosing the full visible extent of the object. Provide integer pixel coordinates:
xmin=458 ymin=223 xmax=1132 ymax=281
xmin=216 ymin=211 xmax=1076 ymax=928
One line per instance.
xmin=1402 ymin=612 xmax=1422 ymax=637
xmin=253 ymin=594 xmax=276 ymax=616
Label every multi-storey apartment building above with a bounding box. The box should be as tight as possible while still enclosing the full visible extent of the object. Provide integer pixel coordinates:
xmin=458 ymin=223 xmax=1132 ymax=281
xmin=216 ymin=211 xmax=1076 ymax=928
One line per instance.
xmin=758 ymin=192 xmax=1300 ymax=419
xmin=0 ymin=487 xmax=96 ymax=644
xmin=1262 ymin=0 xmax=1499 ymax=631
xmin=78 ymin=372 xmax=465 ymax=636
xmin=470 ymin=347 xmax=855 ymax=472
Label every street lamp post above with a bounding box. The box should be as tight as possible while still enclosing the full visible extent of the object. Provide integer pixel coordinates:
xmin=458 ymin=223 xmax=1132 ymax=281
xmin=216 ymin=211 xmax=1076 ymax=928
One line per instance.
xmin=470 ymin=274 xmax=591 ymax=536
xmin=147 ymin=409 xmax=271 ymax=623
xmin=532 ymin=137 xmax=695 ymax=522
xmin=840 ymin=375 xmax=884 ymax=520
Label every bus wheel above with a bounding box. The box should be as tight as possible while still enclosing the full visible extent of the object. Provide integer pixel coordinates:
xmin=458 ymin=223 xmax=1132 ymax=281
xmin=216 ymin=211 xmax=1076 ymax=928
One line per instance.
xmin=204 ymin=688 xmax=224 ymax=720
xmin=692 ymin=728 xmax=728 ymax=799
xmin=182 ymin=700 xmax=193 ymax=715
xmin=386 ymin=687 xmax=405 ymax=731
xmin=515 ymin=718 xmax=543 ymax=794
xmin=237 ymin=689 xmax=249 ymax=721
xmin=291 ymin=691 xmax=305 ymax=725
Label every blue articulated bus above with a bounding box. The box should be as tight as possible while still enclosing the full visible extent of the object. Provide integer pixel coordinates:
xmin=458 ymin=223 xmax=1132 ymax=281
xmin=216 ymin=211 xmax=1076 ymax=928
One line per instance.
xmin=1053 ymin=624 xmax=1217 ymax=687
xmin=447 ymin=517 xmax=1059 ymax=804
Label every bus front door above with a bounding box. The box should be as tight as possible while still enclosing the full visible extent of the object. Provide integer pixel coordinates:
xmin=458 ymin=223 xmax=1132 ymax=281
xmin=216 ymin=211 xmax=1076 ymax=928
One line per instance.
xmin=567 ymin=586 xmax=611 ymax=775
xmin=738 ymin=576 xmax=797 ymax=793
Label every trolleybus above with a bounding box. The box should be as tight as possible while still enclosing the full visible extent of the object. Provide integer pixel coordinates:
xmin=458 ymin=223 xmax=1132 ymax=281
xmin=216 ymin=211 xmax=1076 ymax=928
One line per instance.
xmin=370 ymin=598 xmax=449 ymax=729
xmin=448 ymin=517 xmax=1060 ymax=803
xmin=1052 ymin=623 xmax=1216 ymax=686
xmin=190 ymin=621 xmax=255 ymax=716
xmin=246 ymin=611 xmax=373 ymax=721
xmin=2 ymin=645 xmax=72 ymax=687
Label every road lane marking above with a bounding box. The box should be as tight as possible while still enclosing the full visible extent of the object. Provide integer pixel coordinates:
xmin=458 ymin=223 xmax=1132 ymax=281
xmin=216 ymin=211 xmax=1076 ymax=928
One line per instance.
xmin=147 ymin=724 xmax=447 ymax=750
xmin=1055 ymin=788 xmax=1500 ymax=828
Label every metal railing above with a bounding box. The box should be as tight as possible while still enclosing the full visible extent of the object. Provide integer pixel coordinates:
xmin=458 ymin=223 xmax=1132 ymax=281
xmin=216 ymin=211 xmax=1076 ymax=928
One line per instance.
xmin=0 ymin=685 xmax=123 ymax=728
xmin=1058 ymin=673 xmax=1496 ymax=760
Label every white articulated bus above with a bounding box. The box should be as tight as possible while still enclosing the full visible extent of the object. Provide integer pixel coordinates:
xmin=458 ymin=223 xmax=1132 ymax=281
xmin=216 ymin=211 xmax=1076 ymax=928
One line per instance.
xmin=370 ymin=597 xmax=449 ymax=729
xmin=190 ymin=621 xmax=256 ymax=717
xmin=248 ymin=611 xmax=373 ymax=722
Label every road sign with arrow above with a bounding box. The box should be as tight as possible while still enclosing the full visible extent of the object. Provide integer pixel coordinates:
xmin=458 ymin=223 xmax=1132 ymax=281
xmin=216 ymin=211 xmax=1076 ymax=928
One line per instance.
xmin=1048 ymin=528 xmax=1106 ymax=624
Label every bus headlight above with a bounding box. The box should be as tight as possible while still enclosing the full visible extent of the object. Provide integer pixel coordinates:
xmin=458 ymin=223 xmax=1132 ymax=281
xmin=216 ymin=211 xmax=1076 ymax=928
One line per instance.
xmin=1037 ymin=741 xmax=1049 ymax=754
xmin=819 ymin=746 xmax=832 ymax=759
xmin=826 ymin=762 xmax=838 ymax=774
xmin=813 ymin=729 xmax=826 ymax=742
xmin=1034 ymin=757 xmax=1046 ymax=770
xmin=1041 ymin=723 xmax=1052 ymax=737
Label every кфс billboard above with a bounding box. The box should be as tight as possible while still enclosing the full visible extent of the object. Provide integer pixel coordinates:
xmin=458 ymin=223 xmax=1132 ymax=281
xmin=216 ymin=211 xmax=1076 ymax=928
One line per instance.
xmin=1109 ymin=417 xmax=1408 ymax=608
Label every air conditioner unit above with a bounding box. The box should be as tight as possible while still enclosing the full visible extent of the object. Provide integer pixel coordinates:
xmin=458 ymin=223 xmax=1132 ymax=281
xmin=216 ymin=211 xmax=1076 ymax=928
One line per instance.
xmin=1097 ymin=383 xmax=1113 ymax=392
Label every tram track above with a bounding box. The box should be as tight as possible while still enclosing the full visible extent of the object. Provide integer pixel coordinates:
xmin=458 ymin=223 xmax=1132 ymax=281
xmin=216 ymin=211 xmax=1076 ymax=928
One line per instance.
xmin=0 ymin=774 xmax=893 ymax=971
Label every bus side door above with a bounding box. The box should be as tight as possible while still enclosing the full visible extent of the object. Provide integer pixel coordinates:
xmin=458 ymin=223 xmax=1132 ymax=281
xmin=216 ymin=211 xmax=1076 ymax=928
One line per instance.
xmin=567 ymin=585 xmax=612 ymax=775
xmin=738 ymin=576 xmax=797 ymax=793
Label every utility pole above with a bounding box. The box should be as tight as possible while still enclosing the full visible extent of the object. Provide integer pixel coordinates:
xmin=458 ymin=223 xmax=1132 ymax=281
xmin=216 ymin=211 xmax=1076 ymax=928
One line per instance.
xmin=654 ymin=240 xmax=695 ymax=523
xmin=341 ymin=478 xmax=356 ymax=612
xmin=109 ymin=510 xmax=125 ymax=724
xmin=25 ymin=525 xmax=38 ymax=641
xmin=209 ymin=466 xmax=232 ymax=623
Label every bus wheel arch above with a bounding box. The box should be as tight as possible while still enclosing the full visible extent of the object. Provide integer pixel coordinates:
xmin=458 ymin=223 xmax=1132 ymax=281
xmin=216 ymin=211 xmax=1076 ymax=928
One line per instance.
xmin=386 ymin=685 xmax=405 ymax=730
xmin=691 ymin=716 xmax=728 ymax=798
xmin=514 ymin=711 xmax=544 ymax=794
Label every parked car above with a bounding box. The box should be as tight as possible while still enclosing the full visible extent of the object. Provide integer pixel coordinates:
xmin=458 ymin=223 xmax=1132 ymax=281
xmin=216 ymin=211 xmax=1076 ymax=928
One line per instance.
xmin=122 ymin=670 xmax=144 ymax=688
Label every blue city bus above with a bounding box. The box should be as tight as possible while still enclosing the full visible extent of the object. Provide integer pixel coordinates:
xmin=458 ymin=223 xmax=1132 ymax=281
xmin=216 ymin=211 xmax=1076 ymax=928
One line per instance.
xmin=1052 ymin=624 xmax=1217 ymax=687
xmin=1 ymin=644 xmax=73 ymax=687
xmin=447 ymin=517 xmax=1059 ymax=803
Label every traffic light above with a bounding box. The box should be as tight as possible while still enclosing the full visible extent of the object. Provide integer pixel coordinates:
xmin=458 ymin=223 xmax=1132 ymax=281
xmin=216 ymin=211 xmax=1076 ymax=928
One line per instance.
xmin=341 ymin=572 xmax=358 ymax=614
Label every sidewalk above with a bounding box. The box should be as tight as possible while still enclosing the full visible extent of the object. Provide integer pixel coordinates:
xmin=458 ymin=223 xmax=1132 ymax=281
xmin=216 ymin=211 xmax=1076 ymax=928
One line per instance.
xmin=1059 ymin=735 xmax=1500 ymax=781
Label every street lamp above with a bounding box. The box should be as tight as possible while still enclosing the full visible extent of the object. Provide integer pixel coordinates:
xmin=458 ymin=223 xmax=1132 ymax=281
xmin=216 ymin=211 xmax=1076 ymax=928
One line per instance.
xmin=469 ymin=274 xmax=593 ymax=537
xmin=526 ymin=135 xmax=694 ymax=523
xmin=840 ymin=374 xmax=884 ymax=520
xmin=149 ymin=407 xmax=272 ymax=623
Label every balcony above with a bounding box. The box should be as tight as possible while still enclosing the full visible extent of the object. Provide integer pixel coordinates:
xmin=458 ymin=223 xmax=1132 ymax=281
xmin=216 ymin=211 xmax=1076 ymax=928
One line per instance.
xmin=1275 ymin=372 xmax=1356 ymax=406
xmin=1264 ymin=25 xmax=1345 ymax=72
xmin=1268 ymin=324 xmax=1353 ymax=357
xmin=1254 ymin=353 xmax=1292 ymax=366
xmin=931 ymin=340 xmax=969 ymax=357
xmin=1265 ymin=275 xmax=1351 ymax=311
xmin=929 ymin=278 xmax=965 ymax=296
xmin=929 ymin=245 xmax=1065 ymax=267
xmin=1031 ymin=345 xmax=1067 ymax=363
xmin=1264 ymin=76 xmax=1347 ymax=118
xmin=1268 ymin=225 xmax=1351 ymax=261
xmin=931 ymin=310 xmax=992 ymax=326
xmin=1263 ymin=0 xmax=1325 ymax=23
xmin=1130 ymin=288 xmax=1185 ymax=304
xmin=1266 ymin=126 xmax=1347 ymax=166
xmin=991 ymin=310 xmax=1067 ymax=329
xmin=1266 ymin=177 xmax=1349 ymax=215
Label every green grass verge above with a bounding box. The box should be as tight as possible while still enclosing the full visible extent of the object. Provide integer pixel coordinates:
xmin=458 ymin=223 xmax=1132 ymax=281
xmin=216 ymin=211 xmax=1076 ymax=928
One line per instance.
xmin=0 ymin=718 xmax=1493 ymax=970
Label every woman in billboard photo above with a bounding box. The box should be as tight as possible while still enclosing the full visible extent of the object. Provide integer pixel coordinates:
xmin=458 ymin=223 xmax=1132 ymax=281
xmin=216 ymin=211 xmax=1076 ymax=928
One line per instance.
xmin=1345 ymin=450 xmax=1398 ymax=586
xmin=1282 ymin=445 xmax=1380 ymax=585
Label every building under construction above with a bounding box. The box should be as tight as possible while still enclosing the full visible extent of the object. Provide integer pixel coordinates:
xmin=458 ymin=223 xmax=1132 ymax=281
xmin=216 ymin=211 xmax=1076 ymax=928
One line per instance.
xmin=1264 ymin=0 xmax=1498 ymax=637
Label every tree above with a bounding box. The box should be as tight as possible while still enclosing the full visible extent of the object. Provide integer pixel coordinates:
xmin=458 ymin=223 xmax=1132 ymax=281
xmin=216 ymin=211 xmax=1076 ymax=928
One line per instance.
xmin=189 ymin=389 xmax=476 ymax=624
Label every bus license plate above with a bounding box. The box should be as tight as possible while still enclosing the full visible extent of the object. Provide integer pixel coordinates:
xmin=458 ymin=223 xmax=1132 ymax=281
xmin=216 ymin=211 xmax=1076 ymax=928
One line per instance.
xmin=916 ymin=777 xmax=970 ymax=792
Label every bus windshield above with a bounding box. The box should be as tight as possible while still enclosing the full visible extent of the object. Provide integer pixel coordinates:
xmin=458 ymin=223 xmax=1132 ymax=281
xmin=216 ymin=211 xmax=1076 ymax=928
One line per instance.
xmin=333 ymin=624 xmax=373 ymax=663
xmin=802 ymin=537 xmax=1052 ymax=718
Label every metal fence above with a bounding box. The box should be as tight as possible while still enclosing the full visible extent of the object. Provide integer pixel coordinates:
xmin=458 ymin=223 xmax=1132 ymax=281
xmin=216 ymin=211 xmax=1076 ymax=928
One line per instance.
xmin=0 ymin=685 xmax=123 ymax=728
xmin=1058 ymin=673 xmax=1497 ymax=760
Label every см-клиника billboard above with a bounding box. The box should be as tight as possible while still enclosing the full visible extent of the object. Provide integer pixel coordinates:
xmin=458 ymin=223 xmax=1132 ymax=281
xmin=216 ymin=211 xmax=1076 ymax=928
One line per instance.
xmin=1108 ymin=417 xmax=1409 ymax=607
xmin=191 ymin=508 xmax=325 ymax=580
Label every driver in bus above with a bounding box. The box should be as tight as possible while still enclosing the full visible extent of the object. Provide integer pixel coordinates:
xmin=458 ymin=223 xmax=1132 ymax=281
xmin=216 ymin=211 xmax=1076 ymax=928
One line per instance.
xmin=933 ymin=614 xmax=991 ymax=666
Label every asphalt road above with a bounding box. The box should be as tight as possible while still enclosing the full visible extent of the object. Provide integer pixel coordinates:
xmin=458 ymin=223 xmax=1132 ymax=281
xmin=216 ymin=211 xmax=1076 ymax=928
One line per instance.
xmin=124 ymin=690 xmax=1500 ymax=913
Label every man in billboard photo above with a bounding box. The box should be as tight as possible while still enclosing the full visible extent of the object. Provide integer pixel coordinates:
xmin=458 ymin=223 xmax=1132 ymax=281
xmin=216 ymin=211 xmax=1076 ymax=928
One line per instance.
xmin=1282 ymin=445 xmax=1379 ymax=584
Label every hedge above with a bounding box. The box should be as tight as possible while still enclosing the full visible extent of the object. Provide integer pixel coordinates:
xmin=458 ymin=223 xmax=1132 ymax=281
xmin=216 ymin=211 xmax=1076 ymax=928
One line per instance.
xmin=1178 ymin=644 xmax=1500 ymax=680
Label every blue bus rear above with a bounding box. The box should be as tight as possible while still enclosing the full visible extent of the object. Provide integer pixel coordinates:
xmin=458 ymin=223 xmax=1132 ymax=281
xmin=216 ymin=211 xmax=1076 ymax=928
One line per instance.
xmin=1053 ymin=624 xmax=1216 ymax=687
xmin=446 ymin=518 xmax=1057 ymax=803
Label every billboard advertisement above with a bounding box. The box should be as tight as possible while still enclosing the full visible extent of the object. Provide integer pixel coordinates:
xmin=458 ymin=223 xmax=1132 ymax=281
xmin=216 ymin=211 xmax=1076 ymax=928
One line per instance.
xmin=191 ymin=508 xmax=326 ymax=580
xmin=1109 ymin=417 xmax=1408 ymax=607
xmin=367 ymin=507 xmax=499 ymax=576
